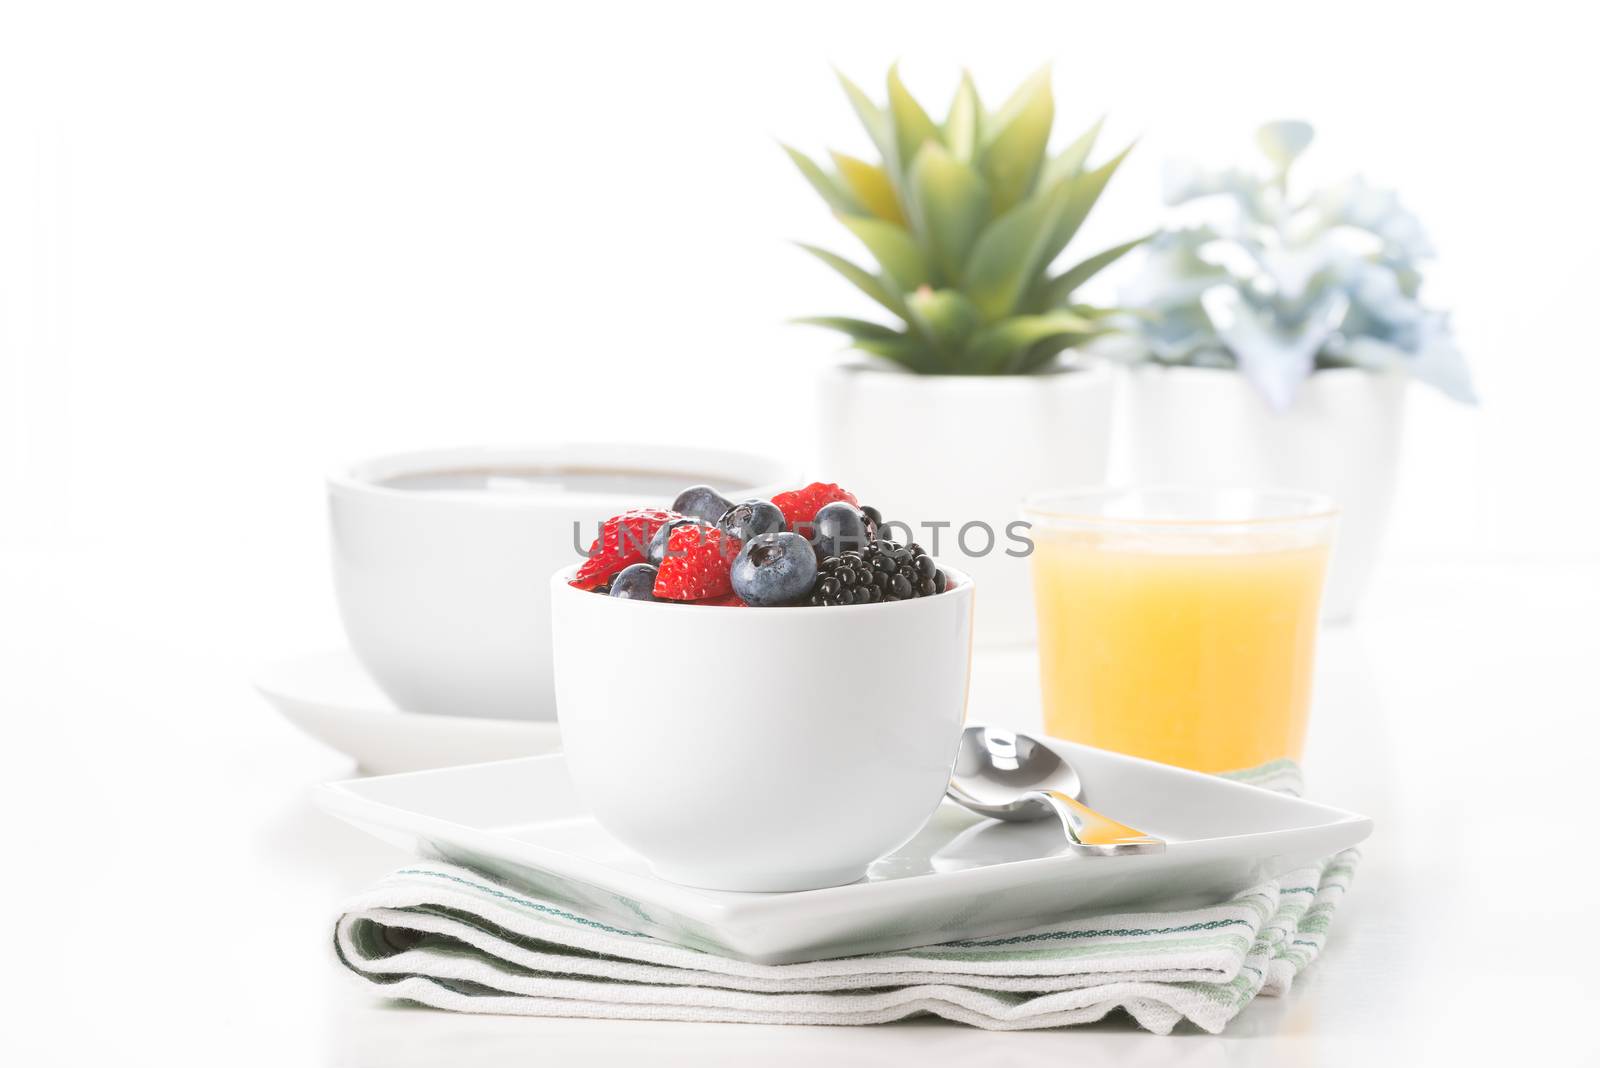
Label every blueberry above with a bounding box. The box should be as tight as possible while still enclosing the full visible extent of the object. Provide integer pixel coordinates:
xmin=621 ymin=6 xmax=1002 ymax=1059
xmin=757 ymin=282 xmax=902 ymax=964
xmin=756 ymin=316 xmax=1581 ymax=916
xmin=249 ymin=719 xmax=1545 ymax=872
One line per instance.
xmin=647 ymin=517 xmax=702 ymax=566
xmin=811 ymin=502 xmax=871 ymax=558
xmin=609 ymin=563 xmax=659 ymax=601
xmin=672 ymin=484 xmax=734 ymax=524
xmin=719 ymin=498 xmax=785 ymax=543
xmin=730 ymin=532 xmax=818 ymax=607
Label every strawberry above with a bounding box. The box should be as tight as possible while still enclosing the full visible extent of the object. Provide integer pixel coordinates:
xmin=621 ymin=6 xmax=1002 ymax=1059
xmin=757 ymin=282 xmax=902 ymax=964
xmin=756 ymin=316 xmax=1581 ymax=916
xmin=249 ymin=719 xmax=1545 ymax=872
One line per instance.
xmin=771 ymin=482 xmax=858 ymax=532
xmin=653 ymin=525 xmax=740 ymax=601
xmin=570 ymin=508 xmax=682 ymax=591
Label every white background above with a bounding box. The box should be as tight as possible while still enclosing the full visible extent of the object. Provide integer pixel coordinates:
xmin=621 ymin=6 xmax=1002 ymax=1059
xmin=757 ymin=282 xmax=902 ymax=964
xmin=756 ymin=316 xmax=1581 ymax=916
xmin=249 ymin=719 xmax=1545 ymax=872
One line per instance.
xmin=4 ymin=0 xmax=1598 ymax=642
xmin=3 ymin=2 xmax=1598 ymax=1064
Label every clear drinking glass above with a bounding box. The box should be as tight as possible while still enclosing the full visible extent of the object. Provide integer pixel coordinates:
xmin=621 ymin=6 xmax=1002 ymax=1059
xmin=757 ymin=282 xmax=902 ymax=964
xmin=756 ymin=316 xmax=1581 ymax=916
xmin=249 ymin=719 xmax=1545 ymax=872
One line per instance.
xmin=1021 ymin=488 xmax=1337 ymax=773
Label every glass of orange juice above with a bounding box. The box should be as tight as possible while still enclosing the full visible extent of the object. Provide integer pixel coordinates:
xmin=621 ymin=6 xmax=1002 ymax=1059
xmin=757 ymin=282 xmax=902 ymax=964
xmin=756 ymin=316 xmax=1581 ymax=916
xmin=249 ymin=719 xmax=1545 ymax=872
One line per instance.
xmin=1022 ymin=487 xmax=1337 ymax=773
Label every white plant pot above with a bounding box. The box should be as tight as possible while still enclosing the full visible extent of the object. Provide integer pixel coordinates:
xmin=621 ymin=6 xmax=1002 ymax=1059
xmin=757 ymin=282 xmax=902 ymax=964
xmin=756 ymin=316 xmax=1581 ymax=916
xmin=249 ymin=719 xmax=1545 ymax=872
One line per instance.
xmin=817 ymin=360 xmax=1114 ymax=646
xmin=1120 ymin=365 xmax=1408 ymax=622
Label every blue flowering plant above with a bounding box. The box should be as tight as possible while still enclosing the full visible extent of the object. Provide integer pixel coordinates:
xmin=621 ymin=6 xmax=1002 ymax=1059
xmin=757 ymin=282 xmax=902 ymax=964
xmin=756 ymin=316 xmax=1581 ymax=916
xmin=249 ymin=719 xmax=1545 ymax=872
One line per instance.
xmin=1118 ymin=121 xmax=1475 ymax=410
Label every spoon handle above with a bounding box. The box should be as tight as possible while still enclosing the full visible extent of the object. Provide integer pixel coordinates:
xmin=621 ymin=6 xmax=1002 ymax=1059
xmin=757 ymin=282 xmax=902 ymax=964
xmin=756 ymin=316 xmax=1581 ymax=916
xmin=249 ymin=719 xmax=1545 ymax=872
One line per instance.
xmin=1040 ymin=791 xmax=1165 ymax=856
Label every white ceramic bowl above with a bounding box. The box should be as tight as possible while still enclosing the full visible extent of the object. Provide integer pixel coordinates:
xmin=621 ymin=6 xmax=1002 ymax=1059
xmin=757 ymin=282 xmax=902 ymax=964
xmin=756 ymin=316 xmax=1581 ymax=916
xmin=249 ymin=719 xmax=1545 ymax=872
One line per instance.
xmin=329 ymin=444 xmax=798 ymax=721
xmin=550 ymin=564 xmax=975 ymax=892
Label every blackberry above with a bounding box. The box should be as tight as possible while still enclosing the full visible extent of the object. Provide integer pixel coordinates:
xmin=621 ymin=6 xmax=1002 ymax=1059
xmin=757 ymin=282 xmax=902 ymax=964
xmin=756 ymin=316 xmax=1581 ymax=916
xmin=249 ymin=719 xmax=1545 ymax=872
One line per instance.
xmin=859 ymin=504 xmax=883 ymax=540
xmin=810 ymin=540 xmax=948 ymax=606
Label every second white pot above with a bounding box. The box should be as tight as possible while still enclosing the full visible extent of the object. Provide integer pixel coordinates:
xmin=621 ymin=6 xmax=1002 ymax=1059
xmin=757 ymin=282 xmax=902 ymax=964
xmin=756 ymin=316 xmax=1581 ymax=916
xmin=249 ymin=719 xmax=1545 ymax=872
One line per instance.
xmin=817 ymin=360 xmax=1115 ymax=646
xmin=1120 ymin=365 xmax=1408 ymax=622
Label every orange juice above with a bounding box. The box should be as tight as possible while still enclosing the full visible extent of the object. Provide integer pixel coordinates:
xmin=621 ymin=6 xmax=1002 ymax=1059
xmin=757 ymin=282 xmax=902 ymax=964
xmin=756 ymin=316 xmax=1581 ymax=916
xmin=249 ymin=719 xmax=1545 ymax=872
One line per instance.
xmin=1024 ymin=489 xmax=1335 ymax=773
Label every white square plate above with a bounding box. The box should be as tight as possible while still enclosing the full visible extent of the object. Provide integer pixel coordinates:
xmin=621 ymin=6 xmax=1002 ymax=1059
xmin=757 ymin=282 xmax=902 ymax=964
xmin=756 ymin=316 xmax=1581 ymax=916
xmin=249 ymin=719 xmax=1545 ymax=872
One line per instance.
xmin=315 ymin=739 xmax=1371 ymax=964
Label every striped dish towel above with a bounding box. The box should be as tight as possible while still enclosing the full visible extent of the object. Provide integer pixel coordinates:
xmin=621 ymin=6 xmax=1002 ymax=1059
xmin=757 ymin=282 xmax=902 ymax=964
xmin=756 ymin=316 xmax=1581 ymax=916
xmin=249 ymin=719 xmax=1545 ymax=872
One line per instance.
xmin=332 ymin=764 xmax=1360 ymax=1034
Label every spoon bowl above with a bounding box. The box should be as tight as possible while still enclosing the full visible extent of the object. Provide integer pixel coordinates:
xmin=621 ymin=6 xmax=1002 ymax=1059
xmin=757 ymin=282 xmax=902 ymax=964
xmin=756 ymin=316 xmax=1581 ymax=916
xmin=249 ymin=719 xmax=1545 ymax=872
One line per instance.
xmin=948 ymin=725 xmax=1082 ymax=822
xmin=947 ymin=725 xmax=1165 ymax=856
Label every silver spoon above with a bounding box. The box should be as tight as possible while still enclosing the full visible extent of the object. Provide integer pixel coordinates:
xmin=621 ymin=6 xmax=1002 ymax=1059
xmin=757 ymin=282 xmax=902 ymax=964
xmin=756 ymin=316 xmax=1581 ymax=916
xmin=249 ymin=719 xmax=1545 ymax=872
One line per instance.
xmin=946 ymin=725 xmax=1165 ymax=856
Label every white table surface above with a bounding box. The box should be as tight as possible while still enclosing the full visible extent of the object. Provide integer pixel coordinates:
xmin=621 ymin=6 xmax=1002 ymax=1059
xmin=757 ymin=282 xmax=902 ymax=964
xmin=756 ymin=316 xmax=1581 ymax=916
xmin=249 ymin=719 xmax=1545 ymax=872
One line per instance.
xmin=4 ymin=556 xmax=1597 ymax=1066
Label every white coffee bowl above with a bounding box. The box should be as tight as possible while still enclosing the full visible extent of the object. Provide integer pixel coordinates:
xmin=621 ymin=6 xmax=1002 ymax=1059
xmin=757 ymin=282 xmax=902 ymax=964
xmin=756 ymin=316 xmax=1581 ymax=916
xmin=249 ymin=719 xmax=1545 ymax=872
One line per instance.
xmin=550 ymin=563 xmax=975 ymax=892
xmin=329 ymin=444 xmax=798 ymax=721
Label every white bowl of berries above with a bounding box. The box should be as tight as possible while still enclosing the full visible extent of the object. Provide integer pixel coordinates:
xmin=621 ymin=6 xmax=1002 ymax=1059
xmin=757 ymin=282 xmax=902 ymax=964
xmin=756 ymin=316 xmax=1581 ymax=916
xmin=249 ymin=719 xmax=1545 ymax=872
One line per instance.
xmin=550 ymin=481 xmax=974 ymax=892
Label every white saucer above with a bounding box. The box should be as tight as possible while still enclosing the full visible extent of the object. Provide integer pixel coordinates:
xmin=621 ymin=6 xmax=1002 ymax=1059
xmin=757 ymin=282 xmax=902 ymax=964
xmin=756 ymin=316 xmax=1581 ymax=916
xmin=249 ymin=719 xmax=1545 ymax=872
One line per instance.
xmin=255 ymin=650 xmax=561 ymax=774
xmin=315 ymin=743 xmax=1372 ymax=963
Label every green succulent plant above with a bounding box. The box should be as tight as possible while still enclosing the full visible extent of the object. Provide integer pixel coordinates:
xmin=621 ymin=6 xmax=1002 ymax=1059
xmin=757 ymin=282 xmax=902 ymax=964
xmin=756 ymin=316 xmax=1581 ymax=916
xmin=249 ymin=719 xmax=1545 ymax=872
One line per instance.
xmin=786 ymin=66 xmax=1145 ymax=375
